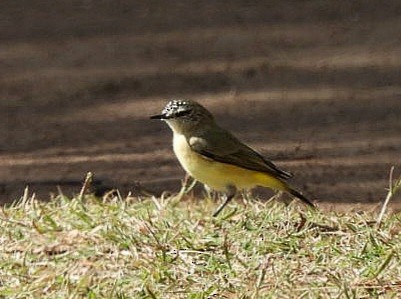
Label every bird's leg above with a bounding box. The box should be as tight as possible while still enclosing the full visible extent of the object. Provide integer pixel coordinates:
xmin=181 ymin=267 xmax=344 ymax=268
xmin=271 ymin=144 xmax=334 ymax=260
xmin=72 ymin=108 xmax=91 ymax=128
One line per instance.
xmin=212 ymin=185 xmax=237 ymax=217
xmin=241 ymin=189 xmax=252 ymax=204
xmin=204 ymin=185 xmax=215 ymax=200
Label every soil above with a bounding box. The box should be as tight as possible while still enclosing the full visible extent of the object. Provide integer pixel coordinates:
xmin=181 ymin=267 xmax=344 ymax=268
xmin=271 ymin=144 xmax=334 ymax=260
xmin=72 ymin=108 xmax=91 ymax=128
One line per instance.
xmin=1 ymin=1 xmax=400 ymax=211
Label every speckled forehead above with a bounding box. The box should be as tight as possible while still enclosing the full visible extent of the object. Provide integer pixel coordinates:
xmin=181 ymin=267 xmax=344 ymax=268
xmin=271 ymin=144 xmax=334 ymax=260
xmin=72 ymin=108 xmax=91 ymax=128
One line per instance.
xmin=163 ymin=100 xmax=191 ymax=114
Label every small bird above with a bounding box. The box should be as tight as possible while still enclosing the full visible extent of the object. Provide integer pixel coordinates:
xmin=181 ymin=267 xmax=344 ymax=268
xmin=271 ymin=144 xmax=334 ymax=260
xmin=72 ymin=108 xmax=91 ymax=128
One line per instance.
xmin=151 ymin=100 xmax=315 ymax=216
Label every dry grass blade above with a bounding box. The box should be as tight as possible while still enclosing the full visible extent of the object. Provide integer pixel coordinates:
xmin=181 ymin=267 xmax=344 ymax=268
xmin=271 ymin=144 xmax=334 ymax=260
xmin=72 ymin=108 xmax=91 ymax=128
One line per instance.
xmin=376 ymin=167 xmax=401 ymax=229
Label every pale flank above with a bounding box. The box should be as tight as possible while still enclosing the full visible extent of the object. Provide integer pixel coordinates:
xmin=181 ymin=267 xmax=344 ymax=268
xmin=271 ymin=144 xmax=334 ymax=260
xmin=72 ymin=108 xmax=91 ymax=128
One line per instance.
xmin=173 ymin=132 xmax=287 ymax=192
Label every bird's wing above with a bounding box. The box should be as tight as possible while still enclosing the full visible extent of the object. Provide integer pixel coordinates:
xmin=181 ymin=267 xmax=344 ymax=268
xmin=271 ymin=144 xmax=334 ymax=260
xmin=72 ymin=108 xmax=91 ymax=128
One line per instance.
xmin=188 ymin=127 xmax=293 ymax=180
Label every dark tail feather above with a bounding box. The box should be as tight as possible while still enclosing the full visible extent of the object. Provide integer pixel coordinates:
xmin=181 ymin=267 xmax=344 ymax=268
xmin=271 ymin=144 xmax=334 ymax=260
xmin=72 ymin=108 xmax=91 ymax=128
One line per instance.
xmin=288 ymin=188 xmax=316 ymax=209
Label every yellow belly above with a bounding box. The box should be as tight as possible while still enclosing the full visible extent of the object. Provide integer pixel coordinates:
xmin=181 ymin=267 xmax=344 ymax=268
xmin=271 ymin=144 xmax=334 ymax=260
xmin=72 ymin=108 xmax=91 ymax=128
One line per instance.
xmin=173 ymin=133 xmax=286 ymax=192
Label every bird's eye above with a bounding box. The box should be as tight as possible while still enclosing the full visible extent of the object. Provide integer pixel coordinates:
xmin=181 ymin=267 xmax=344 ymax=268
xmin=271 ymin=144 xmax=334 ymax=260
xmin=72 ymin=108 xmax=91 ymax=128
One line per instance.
xmin=174 ymin=110 xmax=191 ymax=118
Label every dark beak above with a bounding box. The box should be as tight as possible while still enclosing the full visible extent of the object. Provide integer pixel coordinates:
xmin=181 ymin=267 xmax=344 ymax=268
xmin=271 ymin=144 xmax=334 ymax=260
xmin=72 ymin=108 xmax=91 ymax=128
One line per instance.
xmin=150 ymin=114 xmax=166 ymax=120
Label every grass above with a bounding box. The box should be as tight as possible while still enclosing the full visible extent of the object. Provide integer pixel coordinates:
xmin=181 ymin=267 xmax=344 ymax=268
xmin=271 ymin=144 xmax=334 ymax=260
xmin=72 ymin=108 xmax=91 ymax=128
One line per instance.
xmin=1 ymin=173 xmax=401 ymax=298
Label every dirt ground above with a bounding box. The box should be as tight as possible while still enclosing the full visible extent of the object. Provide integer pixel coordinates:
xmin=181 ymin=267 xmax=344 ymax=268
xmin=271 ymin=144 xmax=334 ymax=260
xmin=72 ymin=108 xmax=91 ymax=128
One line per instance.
xmin=1 ymin=1 xmax=400 ymax=210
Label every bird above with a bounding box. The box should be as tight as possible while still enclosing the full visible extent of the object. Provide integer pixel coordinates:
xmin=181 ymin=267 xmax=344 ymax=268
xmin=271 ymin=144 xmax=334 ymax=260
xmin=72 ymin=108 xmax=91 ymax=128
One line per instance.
xmin=150 ymin=99 xmax=315 ymax=216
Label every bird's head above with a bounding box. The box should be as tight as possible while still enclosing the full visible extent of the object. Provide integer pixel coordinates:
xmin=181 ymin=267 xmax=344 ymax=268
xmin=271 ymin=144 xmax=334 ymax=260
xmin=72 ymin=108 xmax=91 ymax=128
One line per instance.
xmin=151 ymin=99 xmax=214 ymax=134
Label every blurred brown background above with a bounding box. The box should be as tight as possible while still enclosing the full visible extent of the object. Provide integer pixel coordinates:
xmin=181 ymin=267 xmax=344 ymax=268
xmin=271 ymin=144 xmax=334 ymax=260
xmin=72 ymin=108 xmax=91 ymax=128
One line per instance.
xmin=1 ymin=1 xmax=400 ymax=208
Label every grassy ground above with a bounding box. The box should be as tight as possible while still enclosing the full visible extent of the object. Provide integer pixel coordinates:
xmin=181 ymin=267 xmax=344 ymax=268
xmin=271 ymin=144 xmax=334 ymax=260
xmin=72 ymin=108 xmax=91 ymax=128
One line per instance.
xmin=1 ymin=174 xmax=400 ymax=299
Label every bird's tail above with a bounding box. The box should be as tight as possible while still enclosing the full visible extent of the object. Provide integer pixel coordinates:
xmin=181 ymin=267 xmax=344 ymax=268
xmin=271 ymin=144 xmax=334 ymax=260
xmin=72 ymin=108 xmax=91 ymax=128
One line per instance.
xmin=287 ymin=187 xmax=316 ymax=209
xmin=256 ymin=172 xmax=315 ymax=209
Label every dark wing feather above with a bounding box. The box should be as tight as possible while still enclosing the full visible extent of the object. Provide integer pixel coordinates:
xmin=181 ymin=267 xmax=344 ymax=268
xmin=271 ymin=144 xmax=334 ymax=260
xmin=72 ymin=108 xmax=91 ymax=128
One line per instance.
xmin=188 ymin=127 xmax=292 ymax=180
